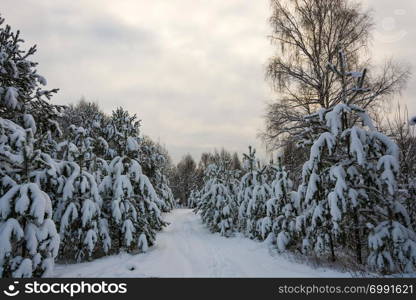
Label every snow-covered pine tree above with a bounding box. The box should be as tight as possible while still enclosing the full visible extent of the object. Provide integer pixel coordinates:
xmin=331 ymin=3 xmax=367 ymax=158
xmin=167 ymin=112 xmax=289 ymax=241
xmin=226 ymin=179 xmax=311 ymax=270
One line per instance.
xmin=0 ymin=16 xmax=60 ymax=277
xmin=62 ymin=101 xmax=115 ymax=173
xmin=187 ymin=189 xmax=201 ymax=209
xmin=138 ymin=137 xmax=174 ymax=213
xmin=248 ymin=166 xmax=273 ymax=241
xmin=265 ymin=157 xmax=297 ymax=252
xmin=402 ymin=115 xmax=416 ymax=230
xmin=99 ymin=108 xmax=165 ymax=253
xmin=55 ymin=125 xmax=110 ymax=261
xmin=237 ymin=147 xmax=273 ymax=240
xmin=237 ymin=146 xmax=257 ymax=233
xmin=0 ymin=121 xmax=60 ymax=277
xmin=197 ymin=164 xmax=235 ymax=237
xmin=99 ymin=156 xmax=141 ymax=252
xmin=223 ymin=164 xmax=240 ymax=232
xmin=254 ymin=159 xmax=277 ymax=241
xmin=192 ymin=165 xmax=214 ymax=214
xmin=295 ymin=50 xmax=416 ymax=272
xmin=367 ymin=215 xmax=416 ymax=274
xmin=153 ymin=172 xmax=175 ymax=213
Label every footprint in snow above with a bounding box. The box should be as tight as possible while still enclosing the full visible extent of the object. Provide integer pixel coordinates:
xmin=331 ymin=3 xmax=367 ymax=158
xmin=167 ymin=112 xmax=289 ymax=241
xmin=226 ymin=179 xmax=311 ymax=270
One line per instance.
xmin=127 ymin=265 xmax=136 ymax=271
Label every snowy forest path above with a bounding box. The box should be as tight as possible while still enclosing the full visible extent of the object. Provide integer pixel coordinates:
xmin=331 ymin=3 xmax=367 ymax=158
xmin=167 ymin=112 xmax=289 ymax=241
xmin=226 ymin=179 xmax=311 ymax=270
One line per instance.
xmin=54 ymin=209 xmax=346 ymax=277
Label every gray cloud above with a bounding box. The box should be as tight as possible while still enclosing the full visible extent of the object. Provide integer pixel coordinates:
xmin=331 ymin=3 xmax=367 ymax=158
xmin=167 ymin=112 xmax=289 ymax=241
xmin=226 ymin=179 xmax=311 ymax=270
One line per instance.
xmin=363 ymin=0 xmax=416 ymax=113
xmin=1 ymin=0 xmax=414 ymax=162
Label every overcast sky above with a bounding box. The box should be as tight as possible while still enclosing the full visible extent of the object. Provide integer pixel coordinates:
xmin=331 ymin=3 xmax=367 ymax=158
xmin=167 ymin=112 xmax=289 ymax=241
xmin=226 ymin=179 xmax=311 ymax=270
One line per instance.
xmin=2 ymin=0 xmax=415 ymax=162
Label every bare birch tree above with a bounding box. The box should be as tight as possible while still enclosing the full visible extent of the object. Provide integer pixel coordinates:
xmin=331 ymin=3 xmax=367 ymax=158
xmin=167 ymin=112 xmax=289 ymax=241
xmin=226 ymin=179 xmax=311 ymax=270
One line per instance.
xmin=263 ymin=0 xmax=410 ymax=148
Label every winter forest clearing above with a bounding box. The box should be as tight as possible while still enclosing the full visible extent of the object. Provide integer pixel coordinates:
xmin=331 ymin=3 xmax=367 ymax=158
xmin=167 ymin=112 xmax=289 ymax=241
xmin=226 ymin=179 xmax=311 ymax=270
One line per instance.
xmin=55 ymin=209 xmax=346 ymax=277
xmin=1 ymin=0 xmax=416 ymax=279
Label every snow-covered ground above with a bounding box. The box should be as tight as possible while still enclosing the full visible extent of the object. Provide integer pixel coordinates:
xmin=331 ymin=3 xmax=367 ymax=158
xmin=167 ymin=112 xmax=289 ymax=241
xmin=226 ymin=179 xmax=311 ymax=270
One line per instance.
xmin=54 ymin=209 xmax=348 ymax=277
